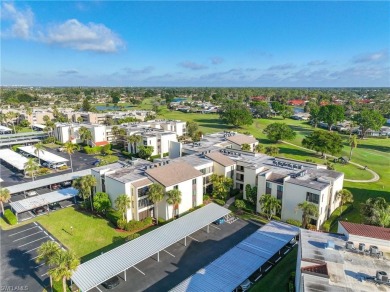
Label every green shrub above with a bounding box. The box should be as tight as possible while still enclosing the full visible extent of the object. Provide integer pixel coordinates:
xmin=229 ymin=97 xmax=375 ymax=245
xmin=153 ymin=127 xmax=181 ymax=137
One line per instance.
xmin=58 ymin=165 xmax=68 ymax=170
xmin=55 ymin=141 xmax=64 ymax=146
xmin=11 ymin=144 xmax=22 ymax=151
xmin=286 ymin=219 xmax=302 ymax=227
xmin=125 ymin=233 xmax=140 ymax=242
xmin=235 ymin=199 xmax=246 ymax=209
xmin=322 ymin=203 xmax=353 ymax=231
xmin=106 ymin=208 xmax=121 ymax=226
xmin=203 ymin=195 xmax=210 ymax=203
xmin=43 ymin=137 xmax=56 ymax=144
xmin=117 ymin=219 xmax=126 ymax=230
xmin=38 ymin=167 xmax=51 ymax=175
xmin=158 ymin=218 xmax=166 ymax=225
xmin=84 ymin=146 xmax=103 ymax=154
xmin=125 ymin=217 xmax=153 ymax=232
xmin=4 ymin=209 xmax=17 ymax=225
xmin=214 ymin=199 xmax=226 ymax=206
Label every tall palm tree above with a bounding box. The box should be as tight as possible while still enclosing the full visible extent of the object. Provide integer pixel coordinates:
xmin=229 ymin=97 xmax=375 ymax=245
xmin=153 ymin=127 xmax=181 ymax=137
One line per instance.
xmin=78 ymin=126 xmax=93 ymax=146
xmin=337 ymin=189 xmax=354 ymax=213
xmin=0 ymin=188 xmax=11 ymax=215
xmin=48 ymin=250 xmax=80 ymax=292
xmin=115 ymin=194 xmax=131 ymax=221
xmin=127 ymin=134 xmax=143 ymax=152
xmin=296 ymin=201 xmax=319 ymax=229
xmin=34 ymin=142 xmax=45 ymax=166
xmin=36 ymin=241 xmax=61 ymax=292
xmin=147 ymin=183 xmax=165 ymax=225
xmin=374 ymin=205 xmax=390 ymax=228
xmin=24 ymin=158 xmax=39 ymax=181
xmin=26 ymin=107 xmax=33 ymax=129
xmin=349 ymin=135 xmax=358 ymax=160
xmin=166 ymin=189 xmax=182 ymax=219
xmin=259 ymin=194 xmax=281 ymax=220
xmin=84 ymin=175 xmax=97 ymax=211
xmin=63 ymin=142 xmax=74 ymax=172
xmin=72 ymin=177 xmax=88 ymax=201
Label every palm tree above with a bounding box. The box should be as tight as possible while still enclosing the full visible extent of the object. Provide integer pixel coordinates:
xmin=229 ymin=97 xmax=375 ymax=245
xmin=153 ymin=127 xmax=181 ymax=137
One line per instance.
xmin=34 ymin=142 xmax=45 ymax=166
xmin=63 ymin=142 xmax=74 ymax=172
xmin=36 ymin=241 xmax=60 ymax=292
xmin=48 ymin=250 xmax=79 ymax=292
xmin=337 ymin=189 xmax=354 ymax=213
xmin=72 ymin=177 xmax=88 ymax=201
xmin=373 ymin=205 xmax=390 ymax=228
xmin=0 ymin=188 xmax=11 ymax=215
xmin=296 ymin=201 xmax=319 ymax=229
xmin=166 ymin=189 xmax=182 ymax=219
xmin=241 ymin=143 xmax=251 ymax=151
xmin=127 ymin=134 xmax=143 ymax=152
xmin=24 ymin=158 xmax=39 ymax=181
xmin=147 ymin=183 xmax=165 ymax=225
xmin=265 ymin=146 xmax=279 ymax=157
xmin=349 ymin=135 xmax=358 ymax=160
xmin=26 ymin=107 xmax=33 ymax=129
xmin=259 ymin=194 xmax=281 ymax=220
xmin=76 ymin=116 xmax=83 ymax=123
xmin=84 ymin=175 xmax=97 ymax=211
xmin=115 ymin=194 xmax=131 ymax=221
xmin=78 ymin=126 xmax=93 ymax=146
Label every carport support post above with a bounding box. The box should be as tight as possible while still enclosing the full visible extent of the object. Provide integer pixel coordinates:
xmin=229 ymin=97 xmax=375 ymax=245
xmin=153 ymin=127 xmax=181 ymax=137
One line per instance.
xmin=157 ymin=251 xmax=159 ymax=262
xmin=207 ymin=224 xmax=210 ymax=233
xmin=124 ymin=269 xmax=127 ymax=281
xmin=184 ymin=236 xmax=187 ymax=246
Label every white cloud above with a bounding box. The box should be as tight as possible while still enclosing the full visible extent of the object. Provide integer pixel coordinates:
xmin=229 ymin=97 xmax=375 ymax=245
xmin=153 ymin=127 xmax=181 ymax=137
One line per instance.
xmin=267 ymin=63 xmax=295 ymax=71
xmin=353 ymin=49 xmax=388 ymax=63
xmin=44 ymin=19 xmax=124 ymax=53
xmin=179 ymin=61 xmax=208 ymax=70
xmin=1 ymin=2 xmax=34 ymax=39
xmin=210 ymin=57 xmax=224 ymax=65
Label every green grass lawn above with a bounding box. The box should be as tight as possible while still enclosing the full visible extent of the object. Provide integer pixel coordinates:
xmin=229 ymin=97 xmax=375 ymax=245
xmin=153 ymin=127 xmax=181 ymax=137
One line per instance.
xmin=158 ymin=110 xmax=390 ymax=224
xmin=18 ymin=127 xmax=34 ymax=133
xmin=251 ymin=246 xmax=297 ymax=291
xmin=37 ymin=207 xmax=129 ymax=262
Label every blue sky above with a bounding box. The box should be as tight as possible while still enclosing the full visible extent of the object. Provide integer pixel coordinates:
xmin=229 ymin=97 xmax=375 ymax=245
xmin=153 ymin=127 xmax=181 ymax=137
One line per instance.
xmin=1 ymin=1 xmax=389 ymax=87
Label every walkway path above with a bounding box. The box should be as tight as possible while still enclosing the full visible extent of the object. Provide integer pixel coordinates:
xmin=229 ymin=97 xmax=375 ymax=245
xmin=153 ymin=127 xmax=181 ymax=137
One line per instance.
xmin=281 ymin=141 xmax=380 ymax=183
xmin=224 ymin=196 xmax=236 ymax=208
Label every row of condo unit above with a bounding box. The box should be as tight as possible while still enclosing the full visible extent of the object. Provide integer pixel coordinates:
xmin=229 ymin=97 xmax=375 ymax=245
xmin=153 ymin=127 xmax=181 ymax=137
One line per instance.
xmin=53 ymin=120 xmax=186 ymax=157
xmin=91 ymin=131 xmax=343 ymax=229
xmin=1 ymin=108 xmax=154 ymax=125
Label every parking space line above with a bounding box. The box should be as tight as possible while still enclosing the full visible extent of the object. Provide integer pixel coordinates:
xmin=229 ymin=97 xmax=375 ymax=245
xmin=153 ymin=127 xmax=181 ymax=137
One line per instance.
xmin=18 ymin=237 xmax=48 ymax=248
xmin=210 ymin=224 xmax=221 ymax=230
xmin=41 ymin=272 xmax=48 ymax=277
xmin=34 ymin=263 xmax=45 ymax=269
xmin=38 ymin=226 xmax=43 ymax=231
xmin=95 ymin=286 xmax=103 ymax=292
xmin=30 ymin=254 xmax=41 ymax=261
xmin=23 ymin=246 xmax=40 ymax=254
xmin=133 ymin=266 xmax=145 ymax=275
xmin=13 ymin=231 xmax=43 ymax=242
xmin=9 ymin=226 xmax=39 ymax=236
xmin=163 ymin=249 xmax=175 ymax=257
xmin=188 ymin=235 xmax=199 ymax=242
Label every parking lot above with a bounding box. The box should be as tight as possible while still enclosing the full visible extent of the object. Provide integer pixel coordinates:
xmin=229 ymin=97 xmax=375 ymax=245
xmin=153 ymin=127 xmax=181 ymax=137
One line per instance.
xmin=0 ymin=222 xmax=63 ymax=291
xmin=0 ymin=146 xmax=101 ymax=188
xmin=89 ymin=219 xmax=259 ymax=292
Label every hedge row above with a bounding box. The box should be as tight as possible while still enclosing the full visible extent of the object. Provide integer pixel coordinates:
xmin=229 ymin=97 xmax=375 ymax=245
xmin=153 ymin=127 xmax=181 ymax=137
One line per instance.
xmin=322 ymin=203 xmax=353 ymax=231
xmin=286 ymin=219 xmax=302 ymax=227
xmin=106 ymin=208 xmax=121 ymax=226
xmin=4 ymin=209 xmax=17 ymax=225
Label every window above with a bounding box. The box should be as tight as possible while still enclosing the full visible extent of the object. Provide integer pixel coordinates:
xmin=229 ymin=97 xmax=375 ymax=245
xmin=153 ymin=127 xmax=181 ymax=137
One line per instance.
xmin=174 ymin=185 xmax=178 ymax=190
xmin=277 ymin=185 xmax=283 ymax=192
xmin=237 ymin=165 xmax=244 ymax=172
xmin=138 ymin=197 xmax=152 ymax=209
xmin=192 ymin=179 xmax=196 ymax=185
xmin=137 ymin=186 xmax=149 ymax=197
xmin=266 ymin=182 xmax=272 ymax=189
xmin=306 ymin=192 xmax=319 ymax=204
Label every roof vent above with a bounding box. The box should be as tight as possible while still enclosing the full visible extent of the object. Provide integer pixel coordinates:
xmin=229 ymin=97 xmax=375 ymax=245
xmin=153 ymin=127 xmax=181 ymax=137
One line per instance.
xmin=326 ymin=240 xmax=335 ymax=250
xmin=345 ymin=241 xmax=354 ymax=250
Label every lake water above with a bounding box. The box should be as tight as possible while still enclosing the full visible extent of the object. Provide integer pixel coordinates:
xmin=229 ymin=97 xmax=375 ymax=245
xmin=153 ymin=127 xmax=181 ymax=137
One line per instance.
xmin=294 ymin=107 xmax=304 ymax=114
xmin=95 ymin=105 xmax=135 ymax=111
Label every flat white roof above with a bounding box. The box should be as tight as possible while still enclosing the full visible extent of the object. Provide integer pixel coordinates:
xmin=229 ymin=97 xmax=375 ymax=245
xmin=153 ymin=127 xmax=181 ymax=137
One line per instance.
xmin=10 ymin=187 xmax=78 ymax=213
xmin=71 ymin=203 xmax=230 ymax=292
xmin=171 ymin=221 xmax=299 ymax=292
xmin=32 ymin=123 xmax=46 ymax=129
xmin=0 ymin=125 xmax=12 ymax=132
xmin=6 ymin=169 xmax=91 ymax=194
xmin=18 ymin=145 xmax=68 ymax=163
xmin=0 ymin=149 xmax=29 ymax=171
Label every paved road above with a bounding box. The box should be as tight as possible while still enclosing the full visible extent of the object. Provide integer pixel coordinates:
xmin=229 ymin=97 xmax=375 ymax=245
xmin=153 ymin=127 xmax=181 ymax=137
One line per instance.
xmin=0 ymin=222 xmax=63 ymax=291
xmin=281 ymin=141 xmax=380 ymax=183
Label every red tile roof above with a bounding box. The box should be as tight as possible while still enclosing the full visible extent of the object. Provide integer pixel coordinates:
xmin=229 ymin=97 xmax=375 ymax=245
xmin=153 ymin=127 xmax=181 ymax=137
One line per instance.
xmin=95 ymin=141 xmax=109 ymax=146
xmin=251 ymin=96 xmax=266 ymax=101
xmin=287 ymin=99 xmax=306 ymax=106
xmin=339 ymin=221 xmax=390 ymax=241
xmin=301 ymin=263 xmax=329 ymax=277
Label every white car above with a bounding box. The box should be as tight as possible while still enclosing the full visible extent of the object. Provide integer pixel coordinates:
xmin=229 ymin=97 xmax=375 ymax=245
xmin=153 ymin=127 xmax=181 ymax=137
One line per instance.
xmin=27 ymin=191 xmax=38 ymax=197
xmin=49 ymin=163 xmax=67 ymax=169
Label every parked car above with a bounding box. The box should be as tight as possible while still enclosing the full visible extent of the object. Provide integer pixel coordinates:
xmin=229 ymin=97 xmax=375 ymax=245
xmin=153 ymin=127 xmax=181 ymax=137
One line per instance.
xmin=33 ymin=207 xmax=46 ymax=215
xmin=27 ymin=191 xmax=38 ymax=197
xmin=49 ymin=202 xmax=61 ymax=210
xmin=102 ymin=276 xmax=120 ymax=289
xmin=213 ymin=217 xmax=225 ymax=225
xmin=92 ymin=160 xmax=100 ymax=166
xmin=51 ymin=184 xmax=60 ymax=190
xmin=49 ymin=163 xmax=67 ymax=169
xmin=60 ymin=181 xmax=72 ymax=188
xmin=42 ymin=162 xmax=50 ymax=167
xmin=57 ymin=147 xmax=65 ymax=152
xmin=239 ymin=279 xmax=252 ymax=291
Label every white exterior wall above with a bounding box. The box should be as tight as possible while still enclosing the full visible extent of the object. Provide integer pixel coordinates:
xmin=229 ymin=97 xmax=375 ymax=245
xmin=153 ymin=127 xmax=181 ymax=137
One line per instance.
xmin=105 ymin=177 xmax=133 ymax=221
xmin=160 ymin=133 xmax=177 ymax=155
xmin=91 ymin=125 xmax=107 ymax=144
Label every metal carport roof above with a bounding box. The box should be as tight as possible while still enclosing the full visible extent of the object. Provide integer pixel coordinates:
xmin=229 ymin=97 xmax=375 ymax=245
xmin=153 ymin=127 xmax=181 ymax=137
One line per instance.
xmin=0 ymin=149 xmax=29 ymax=171
xmin=9 ymin=187 xmax=78 ymax=213
xmin=71 ymin=203 xmax=230 ymax=292
xmin=6 ymin=169 xmax=91 ymax=194
xmin=170 ymin=221 xmax=299 ymax=292
xmin=18 ymin=145 xmax=68 ymax=163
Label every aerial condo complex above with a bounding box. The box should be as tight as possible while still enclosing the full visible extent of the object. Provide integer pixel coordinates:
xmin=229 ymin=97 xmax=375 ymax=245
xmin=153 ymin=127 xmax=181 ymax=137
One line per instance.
xmin=0 ymin=1 xmax=389 ymax=292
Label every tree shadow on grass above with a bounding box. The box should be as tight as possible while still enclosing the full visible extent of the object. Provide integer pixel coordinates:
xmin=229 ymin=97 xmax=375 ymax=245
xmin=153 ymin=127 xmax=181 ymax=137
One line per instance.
xmin=356 ymin=143 xmax=390 ymax=154
xmin=278 ymin=146 xmax=320 ymax=159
